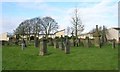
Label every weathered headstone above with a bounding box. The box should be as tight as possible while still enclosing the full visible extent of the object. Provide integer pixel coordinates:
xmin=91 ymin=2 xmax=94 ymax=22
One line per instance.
xmin=59 ymin=35 xmax=64 ymax=50
xmin=39 ymin=37 xmax=47 ymax=56
xmin=71 ymin=36 xmax=76 ymax=46
xmin=34 ymin=37 xmax=39 ymax=48
xmin=54 ymin=37 xmax=59 ymax=49
xmin=85 ymin=36 xmax=90 ymax=48
xmin=93 ymin=25 xmax=101 ymax=48
xmin=76 ymin=37 xmax=79 ymax=47
xmin=64 ymin=37 xmax=70 ymax=54
xmin=101 ymin=26 xmax=107 ymax=45
xmin=112 ymin=39 xmax=116 ymax=49
xmin=48 ymin=37 xmax=54 ymax=46
xmin=21 ymin=39 xmax=26 ymax=50
xmin=71 ymin=32 xmax=76 ymax=46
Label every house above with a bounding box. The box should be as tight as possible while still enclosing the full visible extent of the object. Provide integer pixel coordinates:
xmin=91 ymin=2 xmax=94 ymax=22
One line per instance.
xmin=10 ymin=29 xmax=65 ymax=41
xmin=0 ymin=32 xmax=13 ymax=41
xmin=78 ymin=32 xmax=94 ymax=39
xmin=106 ymin=27 xmax=120 ymax=42
xmin=78 ymin=27 xmax=120 ymax=43
xmin=54 ymin=29 xmax=65 ymax=37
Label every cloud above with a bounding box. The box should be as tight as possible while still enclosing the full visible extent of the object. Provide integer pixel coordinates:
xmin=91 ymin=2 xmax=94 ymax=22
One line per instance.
xmin=1 ymin=15 xmax=29 ymax=33
xmin=1 ymin=0 xmax=118 ymax=34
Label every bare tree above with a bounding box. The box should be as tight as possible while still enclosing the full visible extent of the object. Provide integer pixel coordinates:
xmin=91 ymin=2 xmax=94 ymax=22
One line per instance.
xmin=41 ymin=16 xmax=58 ymax=38
xmin=71 ymin=8 xmax=84 ymax=37
xmin=14 ymin=16 xmax=58 ymax=40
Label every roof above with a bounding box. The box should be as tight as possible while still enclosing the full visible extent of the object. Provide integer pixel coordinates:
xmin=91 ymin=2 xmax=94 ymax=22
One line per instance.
xmin=54 ymin=29 xmax=65 ymax=34
xmin=113 ymin=28 xmax=120 ymax=30
xmin=78 ymin=32 xmax=94 ymax=36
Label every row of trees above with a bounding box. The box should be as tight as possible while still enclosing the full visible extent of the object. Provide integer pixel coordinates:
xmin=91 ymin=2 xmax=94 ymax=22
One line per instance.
xmin=14 ymin=17 xmax=59 ymax=40
xmin=14 ymin=8 xmax=108 ymax=41
xmin=14 ymin=8 xmax=84 ymax=41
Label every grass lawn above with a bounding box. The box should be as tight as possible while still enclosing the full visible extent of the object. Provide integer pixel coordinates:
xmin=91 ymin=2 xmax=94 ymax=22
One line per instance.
xmin=2 ymin=44 xmax=118 ymax=70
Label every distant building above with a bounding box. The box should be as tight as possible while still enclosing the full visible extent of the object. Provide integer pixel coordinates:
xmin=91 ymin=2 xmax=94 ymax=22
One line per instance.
xmin=106 ymin=27 xmax=120 ymax=42
xmin=78 ymin=32 xmax=94 ymax=39
xmin=78 ymin=27 xmax=120 ymax=43
xmin=0 ymin=32 xmax=13 ymax=41
xmin=54 ymin=29 xmax=65 ymax=37
xmin=0 ymin=29 xmax=66 ymax=41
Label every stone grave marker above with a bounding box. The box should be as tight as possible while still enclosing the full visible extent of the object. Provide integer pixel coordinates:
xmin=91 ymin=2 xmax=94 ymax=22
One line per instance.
xmin=93 ymin=25 xmax=101 ymax=48
xmin=48 ymin=37 xmax=54 ymax=46
xmin=85 ymin=36 xmax=90 ymax=48
xmin=112 ymin=39 xmax=116 ymax=49
xmin=21 ymin=39 xmax=26 ymax=50
xmin=39 ymin=37 xmax=47 ymax=56
xmin=76 ymin=37 xmax=79 ymax=47
xmin=64 ymin=37 xmax=70 ymax=54
xmin=59 ymin=35 xmax=64 ymax=50
xmin=34 ymin=37 xmax=39 ymax=48
xmin=54 ymin=37 xmax=59 ymax=49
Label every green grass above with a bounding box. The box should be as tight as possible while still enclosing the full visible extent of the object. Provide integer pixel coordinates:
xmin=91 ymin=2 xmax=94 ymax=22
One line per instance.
xmin=2 ymin=44 xmax=118 ymax=70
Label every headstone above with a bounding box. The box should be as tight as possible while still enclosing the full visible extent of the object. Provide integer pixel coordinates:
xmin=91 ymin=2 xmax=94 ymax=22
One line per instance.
xmin=76 ymin=37 xmax=79 ymax=47
xmin=48 ymin=38 xmax=54 ymax=46
xmin=34 ymin=37 xmax=39 ymax=48
xmin=59 ymin=35 xmax=64 ymax=50
xmin=71 ymin=36 xmax=76 ymax=46
xmin=39 ymin=37 xmax=47 ymax=56
xmin=93 ymin=25 xmax=101 ymax=48
xmin=21 ymin=39 xmax=26 ymax=50
xmin=71 ymin=32 xmax=76 ymax=46
xmin=101 ymin=26 xmax=107 ymax=44
xmin=54 ymin=37 xmax=59 ymax=48
xmin=112 ymin=39 xmax=116 ymax=49
xmin=85 ymin=36 xmax=90 ymax=48
xmin=64 ymin=37 xmax=70 ymax=54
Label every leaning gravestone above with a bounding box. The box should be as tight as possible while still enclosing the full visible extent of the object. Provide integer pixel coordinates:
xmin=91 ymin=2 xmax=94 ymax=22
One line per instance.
xmin=21 ymin=39 xmax=25 ymax=50
xmin=54 ymin=37 xmax=59 ymax=49
xmin=93 ymin=25 xmax=101 ymax=48
xmin=112 ymin=39 xmax=116 ymax=49
xmin=59 ymin=35 xmax=64 ymax=50
xmin=34 ymin=37 xmax=39 ymax=48
xmin=64 ymin=37 xmax=70 ymax=54
xmin=39 ymin=37 xmax=47 ymax=56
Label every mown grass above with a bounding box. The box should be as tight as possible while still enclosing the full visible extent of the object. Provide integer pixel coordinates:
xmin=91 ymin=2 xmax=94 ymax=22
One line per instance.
xmin=2 ymin=44 xmax=118 ymax=70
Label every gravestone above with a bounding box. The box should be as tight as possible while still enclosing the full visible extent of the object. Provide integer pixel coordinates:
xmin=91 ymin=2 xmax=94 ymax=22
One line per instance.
xmin=85 ymin=36 xmax=90 ymax=48
xmin=21 ymin=39 xmax=26 ymax=50
xmin=71 ymin=32 xmax=76 ymax=46
xmin=76 ymin=37 xmax=79 ymax=47
xmin=54 ymin=37 xmax=59 ymax=48
xmin=64 ymin=37 xmax=70 ymax=54
xmin=101 ymin=26 xmax=107 ymax=45
xmin=59 ymin=35 xmax=64 ymax=50
xmin=71 ymin=36 xmax=76 ymax=46
xmin=93 ymin=25 xmax=101 ymax=48
xmin=48 ymin=37 xmax=54 ymax=46
xmin=39 ymin=37 xmax=47 ymax=56
xmin=112 ymin=39 xmax=116 ymax=49
xmin=34 ymin=37 xmax=39 ymax=48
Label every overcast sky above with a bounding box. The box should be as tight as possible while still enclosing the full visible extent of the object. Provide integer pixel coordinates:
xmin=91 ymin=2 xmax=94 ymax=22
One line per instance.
xmin=0 ymin=0 xmax=119 ymax=34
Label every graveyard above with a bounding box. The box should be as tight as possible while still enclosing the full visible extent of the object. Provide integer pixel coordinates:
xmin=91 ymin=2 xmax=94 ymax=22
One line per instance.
xmin=1 ymin=16 xmax=119 ymax=70
xmin=1 ymin=2 xmax=119 ymax=70
xmin=2 ymin=36 xmax=119 ymax=70
xmin=1 ymin=18 xmax=119 ymax=70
